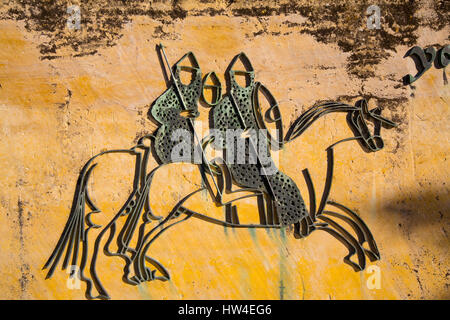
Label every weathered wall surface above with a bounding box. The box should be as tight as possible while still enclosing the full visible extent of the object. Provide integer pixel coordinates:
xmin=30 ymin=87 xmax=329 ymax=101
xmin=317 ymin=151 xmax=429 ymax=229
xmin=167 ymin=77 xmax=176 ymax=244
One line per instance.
xmin=0 ymin=0 xmax=448 ymax=299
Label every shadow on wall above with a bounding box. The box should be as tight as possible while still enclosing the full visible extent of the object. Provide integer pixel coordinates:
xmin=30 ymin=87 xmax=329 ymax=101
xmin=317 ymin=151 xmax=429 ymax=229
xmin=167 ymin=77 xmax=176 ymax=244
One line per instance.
xmin=381 ymin=185 xmax=449 ymax=244
xmin=380 ymin=184 xmax=449 ymax=299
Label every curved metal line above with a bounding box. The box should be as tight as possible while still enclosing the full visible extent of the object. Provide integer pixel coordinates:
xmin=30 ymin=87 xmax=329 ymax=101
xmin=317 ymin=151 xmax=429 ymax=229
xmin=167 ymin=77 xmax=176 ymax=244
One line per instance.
xmin=327 ymin=201 xmax=380 ymax=261
xmin=323 ymin=210 xmax=365 ymax=244
xmin=327 ymin=136 xmax=362 ymax=149
xmin=201 ymin=71 xmax=222 ymax=107
xmin=285 ymin=102 xmax=358 ymax=142
xmin=136 ymin=212 xmax=195 ymax=282
xmin=317 ymin=225 xmax=364 ymax=272
xmin=125 ymin=247 xmax=171 ymax=281
xmin=317 ymin=215 xmax=366 ymax=270
xmin=302 ymin=168 xmax=317 ymax=222
xmin=133 ymin=188 xmax=206 ymax=281
xmin=182 ymin=206 xmax=280 ymax=229
xmin=316 ymin=147 xmax=334 ymax=217
xmin=252 ymin=82 xmax=284 ymax=149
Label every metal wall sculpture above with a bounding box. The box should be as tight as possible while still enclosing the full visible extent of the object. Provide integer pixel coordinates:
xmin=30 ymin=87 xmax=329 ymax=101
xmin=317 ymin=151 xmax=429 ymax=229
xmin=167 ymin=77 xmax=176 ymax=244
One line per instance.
xmin=44 ymin=44 xmax=398 ymax=299
xmin=403 ymin=44 xmax=449 ymax=85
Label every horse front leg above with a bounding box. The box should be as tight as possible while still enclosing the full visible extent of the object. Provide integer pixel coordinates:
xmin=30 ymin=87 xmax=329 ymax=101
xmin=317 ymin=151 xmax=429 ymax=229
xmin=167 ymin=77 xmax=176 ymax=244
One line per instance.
xmin=325 ymin=201 xmax=380 ymax=261
xmin=299 ymin=160 xmax=368 ymax=271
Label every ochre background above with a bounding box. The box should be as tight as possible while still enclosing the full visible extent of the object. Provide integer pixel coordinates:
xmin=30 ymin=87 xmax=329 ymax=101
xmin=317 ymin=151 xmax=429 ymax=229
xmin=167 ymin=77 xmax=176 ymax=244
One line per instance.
xmin=0 ymin=0 xmax=448 ymax=299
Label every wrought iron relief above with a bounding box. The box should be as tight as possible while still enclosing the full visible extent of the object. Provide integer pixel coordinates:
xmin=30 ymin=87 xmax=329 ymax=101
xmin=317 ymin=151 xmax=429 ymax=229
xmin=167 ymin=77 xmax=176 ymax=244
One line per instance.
xmin=44 ymin=44 xmax=398 ymax=299
xmin=403 ymin=44 xmax=449 ymax=85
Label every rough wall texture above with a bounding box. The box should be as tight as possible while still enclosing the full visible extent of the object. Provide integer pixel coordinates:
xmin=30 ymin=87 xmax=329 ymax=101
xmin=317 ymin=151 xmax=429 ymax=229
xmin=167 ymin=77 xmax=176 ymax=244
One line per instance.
xmin=0 ymin=0 xmax=448 ymax=299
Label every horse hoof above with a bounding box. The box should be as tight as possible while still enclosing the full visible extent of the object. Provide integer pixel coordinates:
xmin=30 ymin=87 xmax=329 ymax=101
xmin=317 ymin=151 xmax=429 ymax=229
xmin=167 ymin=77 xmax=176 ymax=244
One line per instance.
xmin=364 ymin=248 xmax=381 ymax=262
xmin=143 ymin=268 xmax=170 ymax=282
xmin=344 ymin=256 xmax=364 ymax=272
xmin=129 ymin=275 xmax=144 ymax=285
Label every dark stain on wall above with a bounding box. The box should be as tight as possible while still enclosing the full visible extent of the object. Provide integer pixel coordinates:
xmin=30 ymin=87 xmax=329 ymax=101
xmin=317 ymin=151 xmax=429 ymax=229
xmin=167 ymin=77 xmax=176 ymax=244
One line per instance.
xmin=17 ymin=198 xmax=25 ymax=248
xmin=2 ymin=1 xmax=448 ymax=79
xmin=425 ymin=0 xmax=450 ymax=31
xmin=17 ymin=198 xmax=32 ymax=298
xmin=276 ymin=1 xmax=422 ymax=79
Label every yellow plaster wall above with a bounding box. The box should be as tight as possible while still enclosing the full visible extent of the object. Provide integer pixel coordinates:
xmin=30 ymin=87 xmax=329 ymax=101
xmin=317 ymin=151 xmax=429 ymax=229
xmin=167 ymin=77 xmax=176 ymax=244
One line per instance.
xmin=0 ymin=0 xmax=448 ymax=299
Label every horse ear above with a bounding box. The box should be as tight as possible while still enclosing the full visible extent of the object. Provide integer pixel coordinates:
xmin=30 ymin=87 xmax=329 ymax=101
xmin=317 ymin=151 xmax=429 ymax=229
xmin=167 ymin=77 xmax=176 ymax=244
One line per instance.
xmin=370 ymin=107 xmax=397 ymax=127
xmin=356 ymin=99 xmax=369 ymax=113
xmin=369 ymin=109 xmax=398 ymax=128
xmin=358 ymin=98 xmax=397 ymax=128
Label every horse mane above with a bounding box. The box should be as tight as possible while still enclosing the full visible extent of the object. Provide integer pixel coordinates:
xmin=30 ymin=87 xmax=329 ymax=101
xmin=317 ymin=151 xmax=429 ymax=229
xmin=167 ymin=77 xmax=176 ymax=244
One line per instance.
xmin=284 ymin=101 xmax=358 ymax=143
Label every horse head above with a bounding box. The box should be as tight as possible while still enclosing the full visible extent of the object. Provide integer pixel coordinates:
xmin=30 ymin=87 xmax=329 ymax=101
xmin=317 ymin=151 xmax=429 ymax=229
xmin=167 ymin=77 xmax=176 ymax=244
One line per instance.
xmin=347 ymin=98 xmax=398 ymax=152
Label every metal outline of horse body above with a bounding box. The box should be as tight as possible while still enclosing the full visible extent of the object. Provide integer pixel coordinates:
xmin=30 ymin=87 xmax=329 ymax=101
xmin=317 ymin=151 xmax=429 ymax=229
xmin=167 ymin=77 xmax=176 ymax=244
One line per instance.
xmin=43 ymin=46 xmax=397 ymax=299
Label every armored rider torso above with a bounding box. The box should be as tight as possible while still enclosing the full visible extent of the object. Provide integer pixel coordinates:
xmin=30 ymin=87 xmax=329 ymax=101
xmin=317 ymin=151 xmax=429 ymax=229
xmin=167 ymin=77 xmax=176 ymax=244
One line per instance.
xmin=212 ymin=53 xmax=308 ymax=226
xmin=151 ymin=52 xmax=202 ymax=164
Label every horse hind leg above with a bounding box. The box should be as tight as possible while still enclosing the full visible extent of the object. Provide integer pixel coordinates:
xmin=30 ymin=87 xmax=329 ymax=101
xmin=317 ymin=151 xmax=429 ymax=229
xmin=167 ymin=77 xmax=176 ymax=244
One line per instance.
xmin=132 ymin=188 xmax=203 ymax=284
xmin=93 ymin=194 xmax=154 ymax=291
xmin=87 ymin=197 xmax=148 ymax=299
xmin=121 ymin=215 xmax=168 ymax=285
xmin=86 ymin=215 xmax=145 ymax=300
xmin=79 ymin=166 xmax=142 ymax=299
xmin=121 ymin=192 xmax=174 ymax=284
xmin=131 ymin=209 xmax=193 ymax=284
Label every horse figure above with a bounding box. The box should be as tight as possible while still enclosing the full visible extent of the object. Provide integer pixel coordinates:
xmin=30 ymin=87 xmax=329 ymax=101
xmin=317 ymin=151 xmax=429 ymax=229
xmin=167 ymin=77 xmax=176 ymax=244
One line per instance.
xmin=43 ymin=46 xmax=397 ymax=299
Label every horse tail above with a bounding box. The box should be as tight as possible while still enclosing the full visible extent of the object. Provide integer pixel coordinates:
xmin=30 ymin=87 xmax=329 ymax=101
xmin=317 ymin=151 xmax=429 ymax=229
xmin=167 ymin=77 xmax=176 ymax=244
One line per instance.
xmin=43 ymin=156 xmax=101 ymax=281
xmin=44 ymin=135 xmax=158 ymax=298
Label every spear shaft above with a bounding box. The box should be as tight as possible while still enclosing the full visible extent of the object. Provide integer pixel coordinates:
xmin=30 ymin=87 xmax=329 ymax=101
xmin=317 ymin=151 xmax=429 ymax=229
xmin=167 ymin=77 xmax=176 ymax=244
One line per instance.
xmin=228 ymin=92 xmax=278 ymax=202
xmin=159 ymin=44 xmax=222 ymax=198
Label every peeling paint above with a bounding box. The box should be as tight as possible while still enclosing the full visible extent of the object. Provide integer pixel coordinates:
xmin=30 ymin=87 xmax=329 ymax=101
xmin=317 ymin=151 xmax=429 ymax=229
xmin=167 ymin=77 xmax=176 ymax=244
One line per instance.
xmin=0 ymin=0 xmax=448 ymax=300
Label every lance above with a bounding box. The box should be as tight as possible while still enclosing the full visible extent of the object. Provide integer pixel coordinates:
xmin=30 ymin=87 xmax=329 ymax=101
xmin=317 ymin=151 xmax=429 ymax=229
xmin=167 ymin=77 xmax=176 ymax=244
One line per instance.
xmin=159 ymin=43 xmax=222 ymax=198
xmin=228 ymin=84 xmax=278 ymax=202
